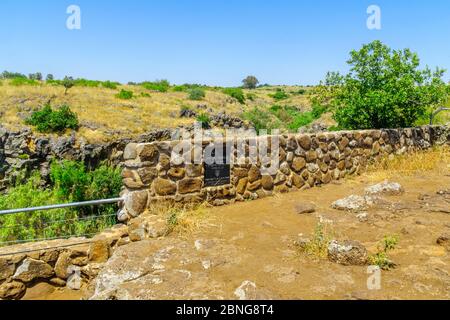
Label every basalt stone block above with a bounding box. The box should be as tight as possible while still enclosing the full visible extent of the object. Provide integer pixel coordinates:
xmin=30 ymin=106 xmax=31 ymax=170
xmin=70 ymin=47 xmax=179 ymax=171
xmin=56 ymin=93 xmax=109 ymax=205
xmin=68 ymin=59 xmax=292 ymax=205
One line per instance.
xmin=248 ymin=166 xmax=261 ymax=183
xmin=137 ymin=167 xmax=158 ymax=185
xmin=261 ymin=175 xmax=274 ymax=190
xmin=186 ymin=164 xmax=203 ymax=177
xmin=236 ymin=178 xmax=248 ymax=194
xmin=297 ymin=135 xmax=311 ymax=150
xmin=305 ymin=150 xmax=318 ymax=162
xmin=123 ymin=143 xmax=137 ymax=160
xmin=168 ymin=167 xmax=186 ymax=179
xmin=292 ymin=157 xmax=306 ymax=172
xmin=178 ymin=178 xmax=203 ymax=194
xmin=153 ymin=178 xmax=177 ymax=196
xmin=137 ymin=144 xmax=159 ymax=163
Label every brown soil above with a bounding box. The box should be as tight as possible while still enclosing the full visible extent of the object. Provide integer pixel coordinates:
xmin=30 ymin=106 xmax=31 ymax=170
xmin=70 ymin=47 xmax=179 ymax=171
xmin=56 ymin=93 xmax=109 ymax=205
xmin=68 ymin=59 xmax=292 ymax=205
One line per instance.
xmin=30 ymin=165 xmax=450 ymax=300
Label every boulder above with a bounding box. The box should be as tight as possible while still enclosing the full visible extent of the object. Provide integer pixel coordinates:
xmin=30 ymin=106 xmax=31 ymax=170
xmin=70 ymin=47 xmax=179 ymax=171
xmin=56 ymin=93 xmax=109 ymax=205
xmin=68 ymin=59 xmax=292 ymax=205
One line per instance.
xmin=13 ymin=258 xmax=54 ymax=283
xmin=365 ymin=181 xmax=404 ymax=196
xmin=153 ymin=178 xmax=177 ymax=196
xmin=328 ymin=240 xmax=368 ymax=266
xmin=124 ymin=190 xmax=148 ymax=218
xmin=294 ymin=203 xmax=316 ymax=214
xmin=0 ymin=281 xmax=26 ymax=300
xmin=331 ymin=195 xmax=373 ymax=212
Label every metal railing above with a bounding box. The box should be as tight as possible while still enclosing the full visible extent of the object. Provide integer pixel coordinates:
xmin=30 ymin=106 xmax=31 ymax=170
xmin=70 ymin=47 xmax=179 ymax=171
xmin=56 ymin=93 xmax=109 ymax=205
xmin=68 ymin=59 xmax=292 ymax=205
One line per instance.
xmin=0 ymin=198 xmax=123 ymax=216
xmin=0 ymin=197 xmax=123 ymax=248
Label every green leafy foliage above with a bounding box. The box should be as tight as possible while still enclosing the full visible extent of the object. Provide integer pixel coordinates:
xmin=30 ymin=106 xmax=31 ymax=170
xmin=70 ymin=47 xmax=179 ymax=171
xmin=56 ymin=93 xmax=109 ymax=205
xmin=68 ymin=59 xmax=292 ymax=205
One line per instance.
xmin=223 ymin=88 xmax=246 ymax=104
xmin=326 ymin=41 xmax=448 ymax=129
xmin=141 ymin=80 xmax=171 ymax=92
xmin=25 ymin=104 xmax=79 ymax=133
xmin=188 ymin=88 xmax=206 ymax=100
xmin=368 ymin=235 xmax=399 ymax=270
xmin=269 ymin=89 xmax=289 ymax=101
xmin=0 ymin=162 xmax=121 ymax=244
xmin=196 ymin=113 xmax=211 ymax=129
xmin=10 ymin=77 xmax=39 ymax=86
xmin=101 ymin=80 xmax=118 ymax=90
xmin=116 ymin=89 xmax=134 ymax=100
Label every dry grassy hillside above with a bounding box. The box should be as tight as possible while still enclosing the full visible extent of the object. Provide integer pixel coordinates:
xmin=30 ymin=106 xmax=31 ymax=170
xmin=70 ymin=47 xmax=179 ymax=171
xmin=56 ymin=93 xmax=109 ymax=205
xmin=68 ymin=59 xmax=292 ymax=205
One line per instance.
xmin=0 ymin=80 xmax=314 ymax=143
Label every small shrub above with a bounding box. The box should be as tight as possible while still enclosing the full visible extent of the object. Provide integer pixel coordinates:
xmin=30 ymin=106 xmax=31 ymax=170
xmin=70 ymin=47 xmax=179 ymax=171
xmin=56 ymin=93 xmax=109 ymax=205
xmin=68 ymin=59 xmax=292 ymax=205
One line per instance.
xmin=141 ymin=80 xmax=170 ymax=92
xmin=196 ymin=113 xmax=211 ymax=129
xmin=270 ymin=89 xmax=289 ymax=101
xmin=223 ymin=88 xmax=245 ymax=104
xmin=299 ymin=222 xmax=333 ymax=259
xmin=246 ymin=93 xmax=256 ymax=101
xmin=25 ymin=104 xmax=79 ymax=133
xmin=368 ymin=235 xmax=399 ymax=270
xmin=188 ymin=88 xmax=206 ymax=101
xmin=102 ymin=81 xmax=118 ymax=90
xmin=140 ymin=92 xmax=151 ymax=98
xmin=10 ymin=77 xmax=39 ymax=86
xmin=46 ymin=74 xmax=54 ymax=81
xmin=243 ymin=107 xmax=281 ymax=132
xmin=116 ymin=89 xmax=134 ymax=100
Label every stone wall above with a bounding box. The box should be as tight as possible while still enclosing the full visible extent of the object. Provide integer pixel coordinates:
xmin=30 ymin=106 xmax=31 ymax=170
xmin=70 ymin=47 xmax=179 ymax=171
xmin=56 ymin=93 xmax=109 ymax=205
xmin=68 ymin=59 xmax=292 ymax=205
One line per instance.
xmin=118 ymin=125 xmax=450 ymax=221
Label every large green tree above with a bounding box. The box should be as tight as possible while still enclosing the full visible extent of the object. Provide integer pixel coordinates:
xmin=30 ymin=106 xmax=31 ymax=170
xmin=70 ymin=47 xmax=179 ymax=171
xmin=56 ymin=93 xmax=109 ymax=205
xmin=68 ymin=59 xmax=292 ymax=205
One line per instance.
xmin=329 ymin=40 xmax=447 ymax=129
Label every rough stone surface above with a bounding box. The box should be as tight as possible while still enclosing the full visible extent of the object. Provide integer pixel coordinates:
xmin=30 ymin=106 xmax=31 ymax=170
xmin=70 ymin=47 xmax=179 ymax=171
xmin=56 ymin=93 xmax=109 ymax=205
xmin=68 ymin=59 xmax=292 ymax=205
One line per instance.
xmin=328 ymin=240 xmax=368 ymax=266
xmin=294 ymin=203 xmax=316 ymax=214
xmin=0 ymin=281 xmax=26 ymax=300
xmin=153 ymin=178 xmax=177 ymax=196
xmin=13 ymin=258 xmax=54 ymax=283
xmin=331 ymin=195 xmax=373 ymax=212
xmin=88 ymin=240 xmax=111 ymax=263
xmin=365 ymin=181 xmax=404 ymax=196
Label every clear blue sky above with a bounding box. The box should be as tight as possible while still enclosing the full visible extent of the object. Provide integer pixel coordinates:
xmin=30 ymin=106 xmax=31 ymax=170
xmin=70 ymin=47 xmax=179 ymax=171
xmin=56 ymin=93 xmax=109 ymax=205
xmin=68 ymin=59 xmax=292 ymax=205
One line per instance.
xmin=1 ymin=0 xmax=449 ymax=86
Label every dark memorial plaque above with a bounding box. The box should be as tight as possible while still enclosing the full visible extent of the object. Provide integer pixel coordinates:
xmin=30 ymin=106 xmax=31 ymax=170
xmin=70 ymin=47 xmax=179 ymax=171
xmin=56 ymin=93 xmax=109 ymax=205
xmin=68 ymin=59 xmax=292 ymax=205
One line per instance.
xmin=203 ymin=147 xmax=231 ymax=187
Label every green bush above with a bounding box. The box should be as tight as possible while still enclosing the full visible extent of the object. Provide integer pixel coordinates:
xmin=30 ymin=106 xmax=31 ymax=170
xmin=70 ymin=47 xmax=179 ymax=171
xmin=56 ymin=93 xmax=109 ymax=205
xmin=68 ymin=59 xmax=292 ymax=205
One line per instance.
xmin=270 ymin=89 xmax=289 ymax=101
xmin=196 ymin=113 xmax=211 ymax=129
xmin=141 ymin=80 xmax=170 ymax=92
xmin=10 ymin=77 xmax=39 ymax=86
xmin=102 ymin=81 xmax=118 ymax=90
xmin=188 ymin=88 xmax=206 ymax=100
xmin=329 ymin=41 xmax=448 ymax=129
xmin=243 ymin=107 xmax=281 ymax=132
xmin=223 ymin=88 xmax=246 ymax=104
xmin=116 ymin=89 xmax=134 ymax=99
xmin=25 ymin=104 xmax=79 ymax=133
xmin=0 ymin=162 xmax=121 ymax=244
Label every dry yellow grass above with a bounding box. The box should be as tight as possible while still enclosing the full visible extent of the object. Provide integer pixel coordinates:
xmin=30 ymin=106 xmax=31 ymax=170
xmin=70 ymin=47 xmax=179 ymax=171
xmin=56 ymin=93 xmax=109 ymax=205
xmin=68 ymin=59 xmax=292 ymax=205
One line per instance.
xmin=145 ymin=201 xmax=213 ymax=237
xmin=0 ymin=80 xmax=312 ymax=143
xmin=365 ymin=146 xmax=450 ymax=181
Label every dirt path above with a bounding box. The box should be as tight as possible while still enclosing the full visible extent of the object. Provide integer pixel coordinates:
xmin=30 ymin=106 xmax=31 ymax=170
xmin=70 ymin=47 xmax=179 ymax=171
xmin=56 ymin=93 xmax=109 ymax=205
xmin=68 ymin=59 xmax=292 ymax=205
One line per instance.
xmin=32 ymin=162 xmax=450 ymax=300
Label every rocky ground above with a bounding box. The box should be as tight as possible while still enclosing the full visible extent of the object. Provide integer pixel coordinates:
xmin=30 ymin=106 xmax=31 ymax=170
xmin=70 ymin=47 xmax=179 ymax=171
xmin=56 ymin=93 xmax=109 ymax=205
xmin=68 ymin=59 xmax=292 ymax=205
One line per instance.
xmin=23 ymin=159 xmax=449 ymax=300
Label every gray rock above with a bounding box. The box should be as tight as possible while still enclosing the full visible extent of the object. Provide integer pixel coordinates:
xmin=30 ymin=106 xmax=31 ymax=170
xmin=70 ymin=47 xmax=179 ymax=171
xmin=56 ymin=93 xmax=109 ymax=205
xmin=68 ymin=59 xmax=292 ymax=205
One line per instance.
xmin=365 ymin=181 xmax=404 ymax=196
xmin=331 ymin=195 xmax=374 ymax=212
xmin=13 ymin=258 xmax=54 ymax=283
xmin=328 ymin=240 xmax=368 ymax=266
